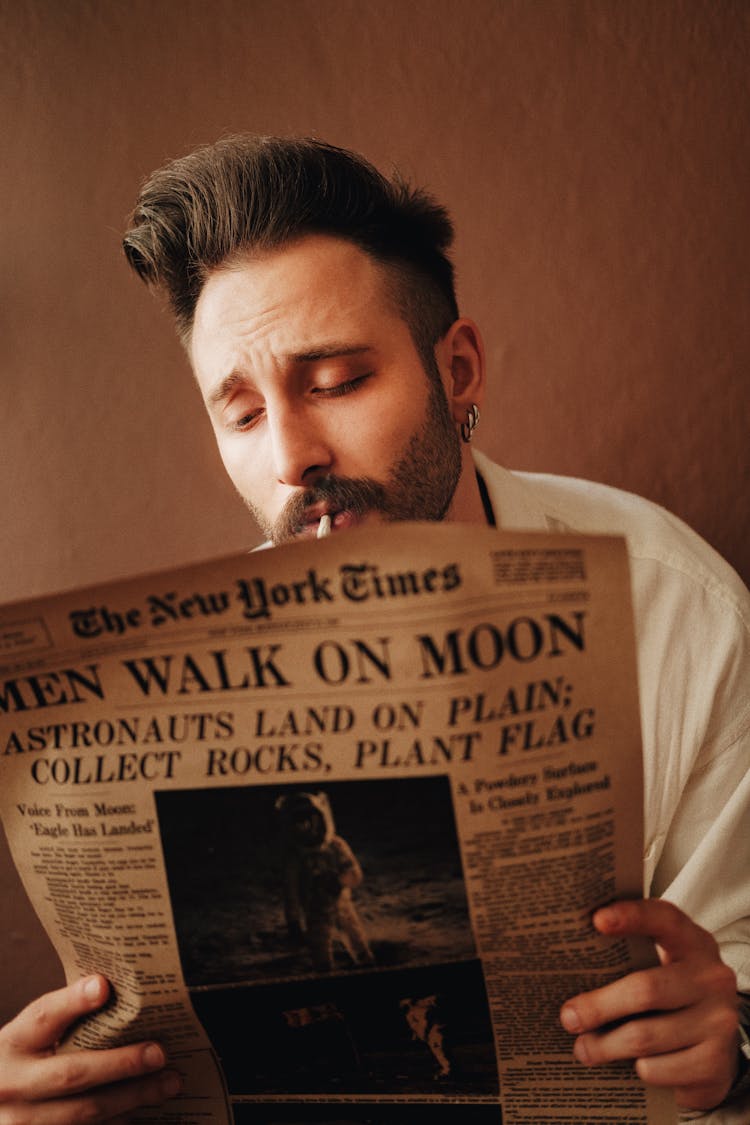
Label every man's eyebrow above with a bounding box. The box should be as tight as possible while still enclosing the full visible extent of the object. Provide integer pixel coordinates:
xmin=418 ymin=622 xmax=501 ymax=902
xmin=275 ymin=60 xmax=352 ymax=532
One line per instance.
xmin=207 ymin=344 xmax=375 ymax=407
xmin=288 ymin=343 xmax=374 ymax=363
xmin=208 ymin=371 xmax=246 ymax=407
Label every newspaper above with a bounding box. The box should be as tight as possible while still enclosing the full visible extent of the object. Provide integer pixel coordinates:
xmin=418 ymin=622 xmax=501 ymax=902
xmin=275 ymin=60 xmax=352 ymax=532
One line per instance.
xmin=0 ymin=523 xmax=675 ymax=1124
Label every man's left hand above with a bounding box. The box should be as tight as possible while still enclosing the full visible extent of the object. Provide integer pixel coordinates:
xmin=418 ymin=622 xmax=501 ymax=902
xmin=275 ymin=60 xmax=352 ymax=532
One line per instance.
xmin=560 ymin=899 xmax=740 ymax=1111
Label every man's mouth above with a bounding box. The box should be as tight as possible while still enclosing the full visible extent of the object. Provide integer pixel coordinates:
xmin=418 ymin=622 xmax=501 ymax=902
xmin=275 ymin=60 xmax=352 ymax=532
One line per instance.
xmin=269 ymin=475 xmax=391 ymax=545
xmin=303 ymin=508 xmax=364 ymax=539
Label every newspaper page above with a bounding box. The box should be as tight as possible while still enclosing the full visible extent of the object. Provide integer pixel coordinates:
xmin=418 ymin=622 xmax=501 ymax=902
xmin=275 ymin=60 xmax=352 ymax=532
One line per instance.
xmin=0 ymin=523 xmax=675 ymax=1124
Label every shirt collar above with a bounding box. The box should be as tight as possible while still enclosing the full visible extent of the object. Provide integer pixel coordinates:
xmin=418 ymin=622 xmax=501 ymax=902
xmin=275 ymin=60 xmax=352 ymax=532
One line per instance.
xmin=472 ymin=449 xmax=551 ymax=531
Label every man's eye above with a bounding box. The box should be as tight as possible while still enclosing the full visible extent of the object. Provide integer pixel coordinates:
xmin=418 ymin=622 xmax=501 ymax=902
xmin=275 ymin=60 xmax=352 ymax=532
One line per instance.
xmin=231 ymin=408 xmax=263 ymax=432
xmin=314 ymin=373 xmax=372 ymax=398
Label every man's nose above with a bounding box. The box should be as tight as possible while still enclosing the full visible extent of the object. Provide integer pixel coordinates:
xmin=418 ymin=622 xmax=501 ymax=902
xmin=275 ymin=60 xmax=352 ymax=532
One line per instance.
xmin=268 ymin=404 xmax=334 ymax=487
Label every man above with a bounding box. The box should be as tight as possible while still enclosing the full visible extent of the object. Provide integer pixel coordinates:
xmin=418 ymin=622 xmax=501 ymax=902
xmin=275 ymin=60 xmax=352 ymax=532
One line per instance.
xmin=0 ymin=136 xmax=747 ymax=1121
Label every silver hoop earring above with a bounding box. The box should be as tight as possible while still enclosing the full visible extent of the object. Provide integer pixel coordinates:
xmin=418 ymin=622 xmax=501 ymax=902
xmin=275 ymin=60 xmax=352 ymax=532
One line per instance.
xmin=460 ymin=404 xmax=480 ymax=443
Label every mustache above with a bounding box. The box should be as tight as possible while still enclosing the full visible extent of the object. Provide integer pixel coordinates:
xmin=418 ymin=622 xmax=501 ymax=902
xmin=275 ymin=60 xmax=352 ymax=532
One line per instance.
xmin=272 ymin=475 xmax=390 ymax=543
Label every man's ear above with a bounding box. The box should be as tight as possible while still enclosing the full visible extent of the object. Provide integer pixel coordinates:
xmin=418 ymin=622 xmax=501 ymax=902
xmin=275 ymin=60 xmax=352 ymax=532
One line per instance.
xmin=436 ymin=318 xmax=486 ymax=424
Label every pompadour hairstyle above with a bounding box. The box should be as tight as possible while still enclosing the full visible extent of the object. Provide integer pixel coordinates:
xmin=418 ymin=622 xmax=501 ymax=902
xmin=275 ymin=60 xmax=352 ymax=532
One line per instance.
xmin=122 ymin=135 xmax=459 ymax=366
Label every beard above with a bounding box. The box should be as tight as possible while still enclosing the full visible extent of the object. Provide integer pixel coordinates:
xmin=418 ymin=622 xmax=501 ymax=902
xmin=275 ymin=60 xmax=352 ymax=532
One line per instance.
xmin=249 ymin=376 xmax=463 ymax=546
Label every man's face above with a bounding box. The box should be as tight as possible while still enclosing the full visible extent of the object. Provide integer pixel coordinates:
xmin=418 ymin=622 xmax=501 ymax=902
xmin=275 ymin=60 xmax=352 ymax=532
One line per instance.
xmin=190 ymin=235 xmax=464 ymax=544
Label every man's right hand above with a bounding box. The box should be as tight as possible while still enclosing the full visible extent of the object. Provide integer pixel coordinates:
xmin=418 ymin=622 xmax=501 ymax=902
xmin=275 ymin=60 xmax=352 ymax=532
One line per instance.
xmin=0 ymin=975 xmax=182 ymax=1123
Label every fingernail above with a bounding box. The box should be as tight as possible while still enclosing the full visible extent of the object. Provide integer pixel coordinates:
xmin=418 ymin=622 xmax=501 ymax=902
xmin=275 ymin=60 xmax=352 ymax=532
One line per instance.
xmin=573 ymin=1036 xmax=590 ymax=1064
xmin=560 ymin=1005 xmax=581 ymax=1033
xmin=143 ymin=1043 xmax=165 ymax=1069
xmin=161 ymin=1071 xmax=182 ymax=1097
xmin=593 ymin=906 xmax=618 ymax=931
xmin=83 ymin=976 xmax=105 ymax=1003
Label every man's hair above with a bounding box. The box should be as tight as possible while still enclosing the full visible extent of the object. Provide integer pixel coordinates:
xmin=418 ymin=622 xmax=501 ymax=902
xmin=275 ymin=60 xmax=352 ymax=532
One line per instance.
xmin=122 ymin=135 xmax=459 ymax=368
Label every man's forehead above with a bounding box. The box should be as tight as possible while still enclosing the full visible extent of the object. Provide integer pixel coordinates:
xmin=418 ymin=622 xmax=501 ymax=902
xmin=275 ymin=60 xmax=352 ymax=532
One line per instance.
xmin=189 ymin=234 xmax=402 ymax=373
xmin=196 ymin=235 xmax=391 ymax=319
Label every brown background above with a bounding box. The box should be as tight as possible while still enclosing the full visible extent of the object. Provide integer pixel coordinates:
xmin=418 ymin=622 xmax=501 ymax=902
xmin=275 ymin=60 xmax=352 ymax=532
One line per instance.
xmin=1 ymin=0 xmax=748 ymax=1023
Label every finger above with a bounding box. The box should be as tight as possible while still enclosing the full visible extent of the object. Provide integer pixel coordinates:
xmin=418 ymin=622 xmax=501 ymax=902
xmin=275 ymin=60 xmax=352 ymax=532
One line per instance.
xmin=0 ymin=1068 xmax=181 ymax=1125
xmin=561 ymin=961 xmax=706 ymax=1034
xmin=3 ymin=977 xmax=110 ymax=1054
xmin=592 ymin=899 xmax=718 ymax=962
xmin=17 ymin=1042 xmax=169 ymax=1101
xmin=572 ymin=1003 xmax=711 ymax=1066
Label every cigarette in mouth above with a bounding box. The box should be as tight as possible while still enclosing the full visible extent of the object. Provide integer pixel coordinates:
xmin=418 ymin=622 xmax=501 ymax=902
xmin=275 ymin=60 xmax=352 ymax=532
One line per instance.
xmin=317 ymin=514 xmax=332 ymax=539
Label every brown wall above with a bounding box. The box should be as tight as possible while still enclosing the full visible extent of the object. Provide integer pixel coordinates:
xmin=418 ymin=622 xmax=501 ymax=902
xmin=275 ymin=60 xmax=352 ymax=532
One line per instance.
xmin=1 ymin=0 xmax=748 ymax=1022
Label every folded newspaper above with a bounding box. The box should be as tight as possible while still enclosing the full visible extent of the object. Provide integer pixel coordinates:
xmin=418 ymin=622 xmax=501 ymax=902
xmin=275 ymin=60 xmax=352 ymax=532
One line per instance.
xmin=0 ymin=523 xmax=675 ymax=1123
